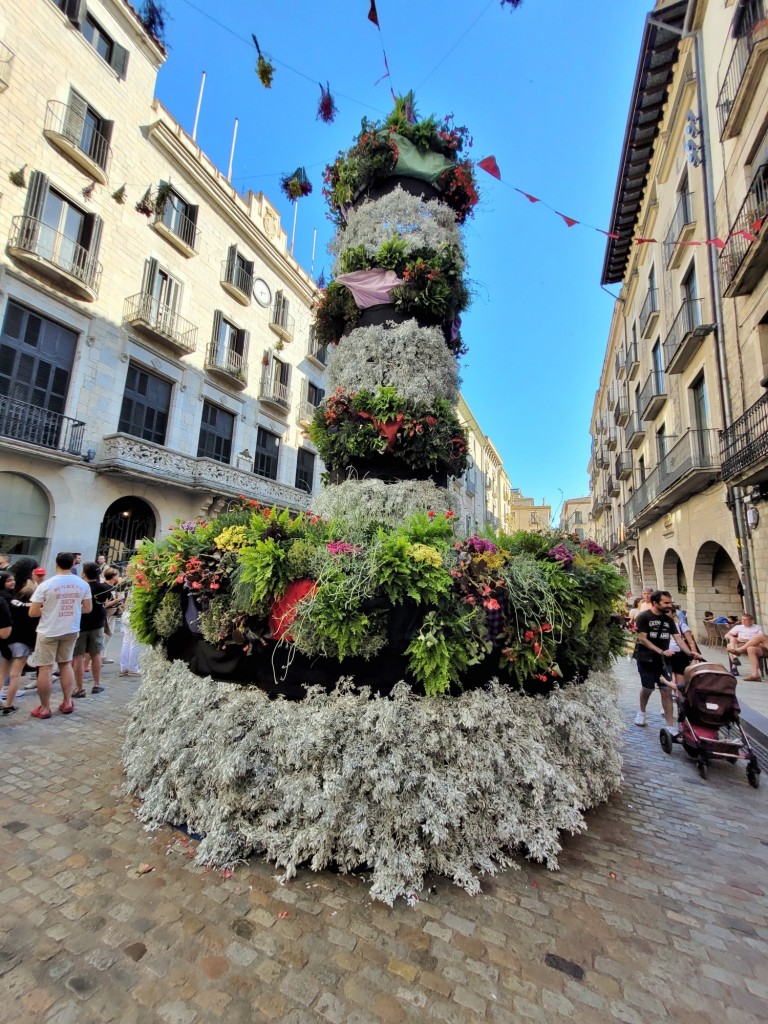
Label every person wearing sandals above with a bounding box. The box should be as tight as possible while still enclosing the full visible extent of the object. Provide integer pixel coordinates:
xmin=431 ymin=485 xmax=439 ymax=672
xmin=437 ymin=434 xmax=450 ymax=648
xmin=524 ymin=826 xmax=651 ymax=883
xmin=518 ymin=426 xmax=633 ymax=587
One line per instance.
xmin=72 ymin=562 xmax=111 ymax=699
xmin=27 ymin=553 xmax=91 ymax=719
xmin=1 ymin=561 xmax=39 ymax=716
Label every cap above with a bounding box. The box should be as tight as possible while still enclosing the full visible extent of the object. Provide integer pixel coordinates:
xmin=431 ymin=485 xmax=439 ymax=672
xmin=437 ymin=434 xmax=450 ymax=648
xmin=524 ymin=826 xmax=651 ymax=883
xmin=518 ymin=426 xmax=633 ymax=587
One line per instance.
xmin=32 ymin=568 xmax=47 ymax=576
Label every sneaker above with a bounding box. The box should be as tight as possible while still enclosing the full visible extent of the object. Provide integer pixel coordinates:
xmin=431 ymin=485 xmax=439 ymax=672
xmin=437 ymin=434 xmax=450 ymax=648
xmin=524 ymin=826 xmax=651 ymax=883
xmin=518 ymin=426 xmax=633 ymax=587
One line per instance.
xmin=23 ymin=680 xmax=38 ymax=690
xmin=2 ymin=706 xmax=18 ymax=717
xmin=664 ymin=725 xmax=678 ymax=736
xmin=731 ymin=657 xmax=741 ymax=666
xmin=634 ymin=712 xmax=647 ymax=727
xmin=730 ymin=666 xmax=740 ymax=677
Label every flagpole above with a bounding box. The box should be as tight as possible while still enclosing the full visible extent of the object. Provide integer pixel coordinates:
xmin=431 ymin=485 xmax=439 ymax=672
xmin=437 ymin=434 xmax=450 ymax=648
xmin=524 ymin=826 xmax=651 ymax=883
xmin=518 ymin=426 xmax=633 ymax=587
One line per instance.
xmin=192 ymin=71 xmax=206 ymax=142
xmin=311 ymin=229 xmax=317 ymax=275
xmin=290 ymin=202 xmax=299 ymax=256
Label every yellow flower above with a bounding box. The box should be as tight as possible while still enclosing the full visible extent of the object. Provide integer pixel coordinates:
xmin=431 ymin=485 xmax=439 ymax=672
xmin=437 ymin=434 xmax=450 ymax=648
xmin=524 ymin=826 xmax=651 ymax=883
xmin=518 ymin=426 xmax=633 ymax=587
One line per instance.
xmin=409 ymin=543 xmax=443 ymax=567
xmin=214 ymin=525 xmax=248 ymax=552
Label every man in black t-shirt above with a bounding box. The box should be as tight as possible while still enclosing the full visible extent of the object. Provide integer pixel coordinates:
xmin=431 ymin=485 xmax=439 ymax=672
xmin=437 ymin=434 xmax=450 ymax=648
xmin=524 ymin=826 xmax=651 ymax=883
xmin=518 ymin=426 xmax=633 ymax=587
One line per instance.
xmin=633 ymin=589 xmax=702 ymax=732
xmin=72 ymin=562 xmax=112 ymax=698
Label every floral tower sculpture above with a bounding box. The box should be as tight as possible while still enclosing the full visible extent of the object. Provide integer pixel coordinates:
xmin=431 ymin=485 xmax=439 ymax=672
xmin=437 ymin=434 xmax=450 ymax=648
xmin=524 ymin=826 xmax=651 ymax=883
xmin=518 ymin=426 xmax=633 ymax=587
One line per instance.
xmin=123 ymin=96 xmax=626 ymax=903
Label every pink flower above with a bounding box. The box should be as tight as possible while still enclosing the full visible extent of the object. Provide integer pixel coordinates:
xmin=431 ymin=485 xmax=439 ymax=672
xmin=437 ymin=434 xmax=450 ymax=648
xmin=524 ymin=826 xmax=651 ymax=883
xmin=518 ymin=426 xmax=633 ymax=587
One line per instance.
xmin=485 ymin=598 xmax=500 ymax=611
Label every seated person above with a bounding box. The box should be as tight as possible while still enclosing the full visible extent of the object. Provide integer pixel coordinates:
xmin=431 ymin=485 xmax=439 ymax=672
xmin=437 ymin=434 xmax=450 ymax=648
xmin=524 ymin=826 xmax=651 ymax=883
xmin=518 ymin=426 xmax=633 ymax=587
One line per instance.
xmin=726 ymin=613 xmax=768 ymax=681
xmin=703 ymin=610 xmax=715 ymax=622
xmin=714 ymin=613 xmax=730 ymax=624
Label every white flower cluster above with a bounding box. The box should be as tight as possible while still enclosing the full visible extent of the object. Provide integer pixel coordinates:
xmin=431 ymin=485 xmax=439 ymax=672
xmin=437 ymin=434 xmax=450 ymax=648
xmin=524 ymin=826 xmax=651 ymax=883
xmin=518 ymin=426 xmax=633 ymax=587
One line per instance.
xmin=327 ymin=320 xmax=458 ymax=403
xmin=124 ymin=650 xmax=623 ymax=905
xmin=312 ymin=478 xmax=453 ymax=532
xmin=330 ymin=186 xmax=462 ymax=274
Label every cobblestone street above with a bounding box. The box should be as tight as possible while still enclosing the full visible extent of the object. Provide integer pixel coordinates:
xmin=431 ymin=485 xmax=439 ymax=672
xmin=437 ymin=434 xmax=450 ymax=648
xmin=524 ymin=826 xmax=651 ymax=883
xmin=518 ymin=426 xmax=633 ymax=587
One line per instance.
xmin=1 ymin=659 xmax=766 ymax=1024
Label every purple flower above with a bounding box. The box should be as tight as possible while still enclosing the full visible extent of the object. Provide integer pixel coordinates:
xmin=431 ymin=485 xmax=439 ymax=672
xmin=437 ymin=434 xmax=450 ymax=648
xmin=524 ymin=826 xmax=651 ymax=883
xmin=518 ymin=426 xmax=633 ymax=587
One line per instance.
xmin=548 ymin=544 xmax=574 ymax=568
xmin=466 ymin=536 xmax=498 ymax=555
xmin=580 ymin=539 xmax=605 ymax=556
xmin=326 ymin=541 xmax=361 ymax=556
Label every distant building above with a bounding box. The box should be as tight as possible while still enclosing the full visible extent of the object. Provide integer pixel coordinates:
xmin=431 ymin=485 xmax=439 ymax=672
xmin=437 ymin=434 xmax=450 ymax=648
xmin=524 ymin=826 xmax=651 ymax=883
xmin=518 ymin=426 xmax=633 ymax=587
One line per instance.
xmin=507 ymin=489 xmax=551 ymax=536
xmin=454 ymin=396 xmax=512 ymax=535
xmin=0 ymin=0 xmax=324 ymax=565
xmin=559 ymin=497 xmax=590 ymax=541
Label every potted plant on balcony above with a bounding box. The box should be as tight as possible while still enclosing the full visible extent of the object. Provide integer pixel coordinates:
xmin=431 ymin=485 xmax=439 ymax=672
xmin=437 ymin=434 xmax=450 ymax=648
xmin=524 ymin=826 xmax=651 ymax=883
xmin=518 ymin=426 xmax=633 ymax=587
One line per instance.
xmin=135 ymin=187 xmax=154 ymax=217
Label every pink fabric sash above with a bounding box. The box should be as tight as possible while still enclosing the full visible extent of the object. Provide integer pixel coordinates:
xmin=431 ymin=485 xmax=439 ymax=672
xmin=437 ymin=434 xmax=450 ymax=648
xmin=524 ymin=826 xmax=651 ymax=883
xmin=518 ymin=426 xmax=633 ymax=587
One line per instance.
xmin=335 ymin=269 xmax=402 ymax=309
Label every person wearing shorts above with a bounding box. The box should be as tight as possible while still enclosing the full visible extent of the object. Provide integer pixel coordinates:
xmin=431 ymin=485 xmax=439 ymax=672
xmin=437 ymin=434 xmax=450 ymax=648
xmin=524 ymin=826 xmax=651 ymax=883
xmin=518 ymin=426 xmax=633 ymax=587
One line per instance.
xmin=633 ymin=589 xmax=703 ymax=733
xmin=72 ymin=562 xmax=111 ymax=697
xmin=28 ymin=553 xmax=91 ymax=719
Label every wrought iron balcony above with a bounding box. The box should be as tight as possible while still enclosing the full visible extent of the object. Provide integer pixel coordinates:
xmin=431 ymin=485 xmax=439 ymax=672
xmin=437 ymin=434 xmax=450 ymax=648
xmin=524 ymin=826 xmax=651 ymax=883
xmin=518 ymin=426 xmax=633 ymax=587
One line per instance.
xmin=607 ymin=385 xmax=618 ymax=412
xmin=7 ymin=215 xmax=102 ymax=301
xmin=307 ymin=333 xmax=329 ymax=367
xmin=607 ymin=531 xmax=619 ymax=552
xmin=721 ymin=391 xmax=768 ymax=483
xmin=614 ymin=351 xmax=624 ymax=380
xmin=43 ymin=100 xmax=111 ymax=183
xmin=717 ymin=0 xmax=768 ymax=140
xmin=607 ymin=475 xmax=620 ymax=498
xmin=639 ymin=370 xmax=666 ymax=421
xmin=0 ymin=40 xmax=14 ymax=91
xmin=616 ymin=451 xmax=633 ymax=480
xmin=259 ymin=374 xmax=291 ymax=412
xmin=624 ymin=429 xmax=720 ymax=529
xmin=221 ymin=259 xmax=252 ymax=306
xmin=123 ymin=293 xmax=198 ymax=355
xmin=719 ymin=161 xmax=768 ymax=296
xmin=664 ymin=192 xmax=695 ymax=268
xmin=0 ymin=396 xmax=84 ymax=455
xmin=270 ymin=305 xmax=295 ymax=342
xmin=591 ymin=492 xmax=610 ymax=519
xmin=605 ymin=426 xmax=618 ymax=451
xmin=593 ymin=443 xmax=609 ymax=469
xmin=614 ymin=394 xmax=630 ymax=427
xmin=153 ymin=204 xmax=200 ymax=256
xmin=664 ymin=297 xmax=710 ymax=374
xmin=625 ymin=341 xmax=640 ymax=381
xmin=640 ymin=286 xmax=659 ymax=338
xmin=625 ymin=413 xmax=646 ymax=450
xmin=205 ymin=341 xmax=247 ymax=388
xmin=298 ymin=400 xmax=321 ymax=428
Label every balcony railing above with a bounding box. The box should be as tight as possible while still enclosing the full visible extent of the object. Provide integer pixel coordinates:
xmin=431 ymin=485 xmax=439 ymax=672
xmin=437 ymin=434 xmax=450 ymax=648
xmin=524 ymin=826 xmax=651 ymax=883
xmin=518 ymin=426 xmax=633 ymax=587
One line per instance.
xmin=625 ymin=413 xmax=646 ymax=450
xmin=0 ymin=40 xmax=14 ymax=91
xmin=614 ymin=394 xmax=630 ymax=427
xmin=614 ymin=352 xmax=624 ymax=380
xmin=663 ymin=297 xmax=705 ymax=374
xmin=270 ymin=304 xmax=295 ymax=342
xmin=639 ymin=369 xmax=666 ymax=421
xmin=221 ymin=259 xmax=252 ymax=304
xmin=0 ymin=396 xmax=84 ymax=455
xmin=640 ymin=286 xmax=659 ymax=337
xmin=717 ymin=0 xmax=767 ymax=140
xmin=605 ymin=426 xmax=618 ymax=451
xmin=44 ymin=100 xmax=111 ymax=182
xmin=625 ymin=341 xmax=640 ymax=380
xmin=123 ymin=293 xmax=198 ymax=355
xmin=259 ymin=374 xmax=291 ymax=410
xmin=607 ymin=475 xmax=620 ymax=498
xmin=307 ymin=333 xmax=329 ymax=367
xmin=719 ymin=162 xmax=768 ymax=296
xmin=8 ymin=215 xmax=102 ymax=299
xmin=607 ymin=532 xmax=619 ymax=552
xmin=154 ymin=204 xmax=200 ymax=255
xmin=205 ymin=341 xmax=247 ymax=386
xmin=664 ymin=192 xmax=695 ymax=268
xmin=616 ymin=452 xmax=633 ymax=480
xmin=721 ymin=391 xmax=768 ymax=482
xmin=591 ymin=493 xmax=608 ymax=518
xmin=624 ymin=429 xmax=720 ymax=528
xmin=298 ymin=400 xmax=320 ymax=426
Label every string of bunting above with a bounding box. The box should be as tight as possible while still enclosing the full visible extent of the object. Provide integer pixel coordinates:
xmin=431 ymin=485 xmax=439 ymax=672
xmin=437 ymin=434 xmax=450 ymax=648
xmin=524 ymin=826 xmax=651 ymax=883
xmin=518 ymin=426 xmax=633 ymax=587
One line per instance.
xmin=475 ymin=155 xmax=763 ymax=249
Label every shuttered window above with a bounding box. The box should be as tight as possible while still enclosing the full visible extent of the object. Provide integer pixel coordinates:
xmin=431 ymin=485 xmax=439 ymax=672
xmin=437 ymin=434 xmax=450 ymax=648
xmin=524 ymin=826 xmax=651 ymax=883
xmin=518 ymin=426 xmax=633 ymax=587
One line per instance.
xmin=0 ymin=301 xmax=78 ymax=414
xmin=118 ymin=363 xmax=171 ymax=445
xmin=197 ymin=401 xmax=234 ymax=464
xmin=254 ymin=427 xmax=279 ymax=480
xmin=295 ymin=448 xmax=315 ymax=493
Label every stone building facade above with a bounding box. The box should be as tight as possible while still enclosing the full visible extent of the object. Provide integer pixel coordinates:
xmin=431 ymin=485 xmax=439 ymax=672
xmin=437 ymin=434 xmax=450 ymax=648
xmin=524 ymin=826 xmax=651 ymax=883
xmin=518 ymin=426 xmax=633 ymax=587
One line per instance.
xmin=559 ymin=496 xmax=591 ymax=541
xmin=589 ymin=0 xmax=768 ymax=626
xmin=0 ymin=0 xmax=325 ymax=565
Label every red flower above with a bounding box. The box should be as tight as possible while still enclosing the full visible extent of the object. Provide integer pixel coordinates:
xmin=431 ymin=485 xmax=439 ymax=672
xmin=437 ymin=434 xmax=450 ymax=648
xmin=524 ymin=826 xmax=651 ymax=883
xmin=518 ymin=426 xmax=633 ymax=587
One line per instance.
xmin=427 ymin=510 xmax=436 ymax=518
xmin=524 ymin=630 xmax=534 ymax=641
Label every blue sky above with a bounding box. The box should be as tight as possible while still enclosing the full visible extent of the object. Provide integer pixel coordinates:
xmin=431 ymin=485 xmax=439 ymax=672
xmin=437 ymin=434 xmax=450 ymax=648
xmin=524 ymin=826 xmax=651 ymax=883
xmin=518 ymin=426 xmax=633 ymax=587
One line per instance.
xmin=155 ymin=0 xmax=650 ymax=517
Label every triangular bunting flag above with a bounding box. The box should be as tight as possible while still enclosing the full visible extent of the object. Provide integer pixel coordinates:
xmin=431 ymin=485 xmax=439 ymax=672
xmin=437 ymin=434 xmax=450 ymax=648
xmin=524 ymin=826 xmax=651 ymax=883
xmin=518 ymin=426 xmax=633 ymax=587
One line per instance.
xmin=478 ymin=156 xmax=501 ymax=180
xmin=736 ymin=230 xmax=758 ymax=243
xmin=368 ymin=1 xmax=379 ymax=27
xmin=515 ymin=189 xmax=540 ymax=203
xmin=705 ymin=238 xmax=726 ymax=248
xmin=557 ymin=213 xmax=579 ymax=228
xmin=597 ymin=229 xmax=621 ymax=240
xmin=751 ymin=218 xmax=764 ymax=234
xmin=634 ymin=237 xmax=657 ymax=244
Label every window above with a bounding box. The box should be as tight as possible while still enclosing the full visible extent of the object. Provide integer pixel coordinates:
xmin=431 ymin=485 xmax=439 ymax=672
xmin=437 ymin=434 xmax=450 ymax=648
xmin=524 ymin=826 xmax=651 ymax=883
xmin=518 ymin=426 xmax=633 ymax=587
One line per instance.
xmin=656 ymin=424 xmax=668 ymax=461
xmin=681 ymin=264 xmax=701 ymax=328
xmin=118 ymin=363 xmax=171 ymax=445
xmin=691 ymin=374 xmax=711 ymax=460
xmin=157 ymin=185 xmax=198 ymax=249
xmin=575 ymin=528 xmax=584 ymax=541
xmin=273 ymin=290 xmax=290 ymax=329
xmin=678 ymin=171 xmax=692 ymax=224
xmin=254 ymin=427 xmax=279 ymax=480
xmin=638 ymin=454 xmax=646 ymax=484
xmin=143 ymin=258 xmax=181 ymax=323
xmin=307 ymin=381 xmax=324 ymax=408
xmin=62 ymin=90 xmax=112 ymax=170
xmin=295 ymin=448 xmax=315 ymax=493
xmin=0 ymin=301 xmax=77 ymax=416
xmin=574 ymin=511 xmax=582 ymax=525
xmin=82 ymin=15 xmax=113 ymax=62
xmin=209 ymin=311 xmax=249 ymax=379
xmin=223 ymin=245 xmax=253 ymax=295
xmin=19 ymin=171 xmax=103 ymax=285
xmin=652 ymin=340 xmax=663 ymax=390
xmin=198 ymin=402 xmax=234 ymax=464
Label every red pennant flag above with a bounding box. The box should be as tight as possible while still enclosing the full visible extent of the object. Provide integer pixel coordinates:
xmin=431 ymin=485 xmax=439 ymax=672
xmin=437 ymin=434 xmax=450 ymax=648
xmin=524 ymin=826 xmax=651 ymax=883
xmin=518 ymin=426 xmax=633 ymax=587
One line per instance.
xmin=478 ymin=156 xmax=501 ymax=180
xmin=368 ymin=1 xmax=379 ymax=26
xmin=737 ymin=230 xmax=758 ymax=243
xmin=597 ymin=229 xmax=620 ymax=240
xmin=751 ymin=218 xmax=764 ymax=234
xmin=515 ymin=189 xmax=540 ymax=204
xmin=705 ymin=238 xmax=726 ymax=248
xmin=557 ymin=212 xmax=579 ymax=228
xmin=634 ymin=237 xmax=657 ymax=244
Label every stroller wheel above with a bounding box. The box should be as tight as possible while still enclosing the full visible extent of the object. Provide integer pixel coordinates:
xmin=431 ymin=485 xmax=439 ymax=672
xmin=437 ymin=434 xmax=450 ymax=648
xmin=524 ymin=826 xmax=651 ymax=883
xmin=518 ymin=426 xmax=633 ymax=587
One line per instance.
xmin=697 ymin=759 xmax=709 ymax=780
xmin=747 ymin=760 xmax=761 ymax=789
xmin=659 ymin=729 xmax=673 ymax=755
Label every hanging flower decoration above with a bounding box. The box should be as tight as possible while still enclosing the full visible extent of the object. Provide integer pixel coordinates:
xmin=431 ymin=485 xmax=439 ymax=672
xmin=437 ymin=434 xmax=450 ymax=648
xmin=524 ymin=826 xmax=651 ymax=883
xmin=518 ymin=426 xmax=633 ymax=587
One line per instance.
xmin=280 ymin=166 xmax=313 ymax=202
xmin=317 ymin=82 xmax=337 ymax=124
xmin=252 ymin=34 xmax=275 ymax=88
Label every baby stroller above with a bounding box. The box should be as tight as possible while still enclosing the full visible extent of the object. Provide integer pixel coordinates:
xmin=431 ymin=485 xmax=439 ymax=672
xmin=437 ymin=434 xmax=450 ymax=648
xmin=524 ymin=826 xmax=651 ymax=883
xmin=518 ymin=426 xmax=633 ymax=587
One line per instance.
xmin=659 ymin=662 xmax=761 ymax=787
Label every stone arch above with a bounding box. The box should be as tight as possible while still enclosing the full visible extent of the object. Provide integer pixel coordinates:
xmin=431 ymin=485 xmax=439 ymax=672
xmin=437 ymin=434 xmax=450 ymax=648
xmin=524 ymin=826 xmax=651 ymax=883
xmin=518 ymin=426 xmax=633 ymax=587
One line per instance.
xmin=0 ymin=471 xmax=51 ymax=562
xmin=693 ymin=541 xmax=743 ymax=620
xmin=96 ymin=496 xmax=157 ymax=567
xmin=630 ymin=552 xmax=641 ymax=593
xmin=641 ymin=548 xmax=657 ymax=589
xmin=662 ymin=547 xmax=687 ymax=601
xmin=618 ymin=561 xmax=628 ymax=579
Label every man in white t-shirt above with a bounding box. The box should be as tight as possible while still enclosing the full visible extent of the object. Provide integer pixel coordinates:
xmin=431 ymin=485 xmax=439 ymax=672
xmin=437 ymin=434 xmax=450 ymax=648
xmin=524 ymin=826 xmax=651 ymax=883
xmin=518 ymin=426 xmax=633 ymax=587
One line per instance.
xmin=726 ymin=613 xmax=768 ymax=681
xmin=28 ymin=552 xmax=92 ymax=719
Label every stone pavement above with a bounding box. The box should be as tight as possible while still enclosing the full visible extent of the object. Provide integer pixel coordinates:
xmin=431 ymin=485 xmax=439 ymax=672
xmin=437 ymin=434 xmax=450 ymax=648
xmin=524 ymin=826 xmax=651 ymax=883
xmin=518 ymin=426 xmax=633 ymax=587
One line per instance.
xmin=1 ymin=659 xmax=766 ymax=1024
